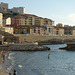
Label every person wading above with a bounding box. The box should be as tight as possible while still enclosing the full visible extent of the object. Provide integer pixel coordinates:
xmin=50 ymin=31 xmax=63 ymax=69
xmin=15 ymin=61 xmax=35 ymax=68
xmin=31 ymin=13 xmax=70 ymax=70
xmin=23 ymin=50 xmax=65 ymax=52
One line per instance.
xmin=48 ymin=54 xmax=50 ymax=59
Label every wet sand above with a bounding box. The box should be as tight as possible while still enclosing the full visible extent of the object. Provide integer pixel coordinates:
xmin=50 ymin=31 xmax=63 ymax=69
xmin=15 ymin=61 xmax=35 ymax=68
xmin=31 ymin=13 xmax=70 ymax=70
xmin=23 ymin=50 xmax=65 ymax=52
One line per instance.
xmin=0 ymin=72 xmax=4 ymax=75
xmin=0 ymin=51 xmax=9 ymax=75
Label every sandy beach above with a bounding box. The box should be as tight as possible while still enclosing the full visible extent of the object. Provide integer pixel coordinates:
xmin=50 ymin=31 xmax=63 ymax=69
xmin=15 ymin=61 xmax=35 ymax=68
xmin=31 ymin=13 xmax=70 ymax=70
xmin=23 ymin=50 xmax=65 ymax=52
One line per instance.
xmin=0 ymin=51 xmax=9 ymax=75
xmin=0 ymin=72 xmax=4 ymax=75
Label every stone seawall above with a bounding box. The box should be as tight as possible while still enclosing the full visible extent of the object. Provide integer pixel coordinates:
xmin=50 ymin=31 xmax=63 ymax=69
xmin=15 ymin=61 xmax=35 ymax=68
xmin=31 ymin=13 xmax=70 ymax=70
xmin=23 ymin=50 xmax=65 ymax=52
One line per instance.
xmin=13 ymin=34 xmax=75 ymax=43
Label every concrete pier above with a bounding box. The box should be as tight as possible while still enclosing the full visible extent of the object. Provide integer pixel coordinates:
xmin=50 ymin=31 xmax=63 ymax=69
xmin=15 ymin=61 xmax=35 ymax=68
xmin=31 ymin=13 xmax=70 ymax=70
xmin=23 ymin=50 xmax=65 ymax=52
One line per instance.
xmin=59 ymin=42 xmax=75 ymax=51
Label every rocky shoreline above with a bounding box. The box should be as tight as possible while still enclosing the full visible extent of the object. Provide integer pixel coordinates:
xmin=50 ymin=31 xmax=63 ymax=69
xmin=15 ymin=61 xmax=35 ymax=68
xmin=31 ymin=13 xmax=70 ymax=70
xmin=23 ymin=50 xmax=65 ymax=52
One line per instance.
xmin=0 ymin=44 xmax=50 ymax=51
xmin=59 ymin=47 xmax=75 ymax=51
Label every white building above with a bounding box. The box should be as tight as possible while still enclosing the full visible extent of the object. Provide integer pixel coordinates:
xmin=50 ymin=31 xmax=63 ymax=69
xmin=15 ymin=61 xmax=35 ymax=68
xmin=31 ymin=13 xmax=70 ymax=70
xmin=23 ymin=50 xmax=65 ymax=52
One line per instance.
xmin=11 ymin=7 xmax=26 ymax=14
xmin=3 ymin=17 xmax=11 ymax=26
xmin=4 ymin=27 xmax=14 ymax=34
xmin=0 ymin=2 xmax=8 ymax=9
xmin=0 ymin=13 xmax=3 ymax=27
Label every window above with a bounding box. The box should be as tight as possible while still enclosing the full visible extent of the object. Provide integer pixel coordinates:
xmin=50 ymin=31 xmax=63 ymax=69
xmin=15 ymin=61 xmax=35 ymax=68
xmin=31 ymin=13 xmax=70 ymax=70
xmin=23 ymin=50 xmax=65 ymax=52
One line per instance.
xmin=34 ymin=29 xmax=36 ymax=33
xmin=48 ymin=28 xmax=50 ymax=32
xmin=38 ymin=30 xmax=40 ymax=34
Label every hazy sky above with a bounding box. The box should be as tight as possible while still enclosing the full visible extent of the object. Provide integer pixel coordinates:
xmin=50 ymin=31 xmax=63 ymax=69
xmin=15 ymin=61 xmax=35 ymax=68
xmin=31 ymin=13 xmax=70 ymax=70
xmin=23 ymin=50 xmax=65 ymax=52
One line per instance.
xmin=0 ymin=0 xmax=75 ymax=26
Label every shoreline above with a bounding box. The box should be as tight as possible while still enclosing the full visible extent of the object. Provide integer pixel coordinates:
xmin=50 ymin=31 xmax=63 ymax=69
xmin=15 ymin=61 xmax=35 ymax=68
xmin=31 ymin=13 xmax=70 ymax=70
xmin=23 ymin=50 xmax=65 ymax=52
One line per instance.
xmin=0 ymin=44 xmax=50 ymax=51
xmin=0 ymin=51 xmax=10 ymax=75
xmin=0 ymin=43 xmax=50 ymax=75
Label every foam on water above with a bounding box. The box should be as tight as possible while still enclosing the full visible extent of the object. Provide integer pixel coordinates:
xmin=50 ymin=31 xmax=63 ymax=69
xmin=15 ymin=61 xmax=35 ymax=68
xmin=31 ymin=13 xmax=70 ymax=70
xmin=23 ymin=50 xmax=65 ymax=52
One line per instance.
xmin=6 ymin=52 xmax=15 ymax=73
xmin=18 ymin=65 xmax=23 ymax=68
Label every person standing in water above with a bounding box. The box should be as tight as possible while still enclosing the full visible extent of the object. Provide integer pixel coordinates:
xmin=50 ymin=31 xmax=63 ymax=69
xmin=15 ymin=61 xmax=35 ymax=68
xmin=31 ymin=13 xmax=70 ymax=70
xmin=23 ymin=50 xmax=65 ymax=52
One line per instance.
xmin=48 ymin=54 xmax=50 ymax=59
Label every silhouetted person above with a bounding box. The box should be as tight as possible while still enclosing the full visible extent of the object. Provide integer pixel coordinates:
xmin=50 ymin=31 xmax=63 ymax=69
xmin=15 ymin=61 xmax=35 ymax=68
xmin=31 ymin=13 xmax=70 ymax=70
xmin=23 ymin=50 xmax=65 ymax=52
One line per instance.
xmin=13 ymin=69 xmax=17 ymax=75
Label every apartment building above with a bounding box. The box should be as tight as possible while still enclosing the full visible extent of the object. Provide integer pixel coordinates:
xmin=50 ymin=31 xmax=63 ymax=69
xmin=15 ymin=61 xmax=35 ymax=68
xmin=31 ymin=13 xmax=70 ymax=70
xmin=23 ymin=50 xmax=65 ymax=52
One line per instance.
xmin=3 ymin=17 xmax=11 ymax=26
xmin=24 ymin=14 xmax=54 ymax=26
xmin=13 ymin=25 xmax=47 ymax=35
xmin=25 ymin=14 xmax=40 ymax=25
xmin=64 ymin=27 xmax=73 ymax=35
xmin=53 ymin=27 xmax=64 ymax=36
xmin=11 ymin=7 xmax=26 ymax=14
xmin=0 ymin=2 xmax=8 ymax=9
xmin=0 ymin=13 xmax=3 ymax=27
xmin=39 ymin=17 xmax=44 ymax=25
xmin=11 ymin=14 xmax=54 ymax=27
xmin=11 ymin=15 xmax=28 ymax=26
xmin=42 ymin=25 xmax=54 ymax=35
xmin=44 ymin=18 xmax=54 ymax=25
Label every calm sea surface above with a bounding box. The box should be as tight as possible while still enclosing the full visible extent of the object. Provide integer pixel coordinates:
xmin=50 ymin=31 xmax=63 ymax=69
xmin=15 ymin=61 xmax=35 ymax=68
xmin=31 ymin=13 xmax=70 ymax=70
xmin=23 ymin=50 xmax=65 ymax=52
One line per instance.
xmin=7 ymin=44 xmax=75 ymax=75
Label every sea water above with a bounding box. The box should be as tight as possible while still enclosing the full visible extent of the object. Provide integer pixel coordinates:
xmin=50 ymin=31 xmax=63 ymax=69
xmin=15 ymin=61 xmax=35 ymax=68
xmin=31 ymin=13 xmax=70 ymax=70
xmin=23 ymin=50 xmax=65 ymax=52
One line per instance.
xmin=7 ymin=44 xmax=75 ymax=75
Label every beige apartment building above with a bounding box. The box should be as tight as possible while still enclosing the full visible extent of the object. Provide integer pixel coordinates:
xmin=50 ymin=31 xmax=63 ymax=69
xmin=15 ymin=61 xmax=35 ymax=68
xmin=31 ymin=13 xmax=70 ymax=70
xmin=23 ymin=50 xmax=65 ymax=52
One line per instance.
xmin=11 ymin=14 xmax=54 ymax=26
xmin=44 ymin=18 xmax=54 ymax=25
xmin=53 ymin=27 xmax=64 ymax=36
xmin=0 ymin=26 xmax=14 ymax=34
xmin=72 ymin=29 xmax=75 ymax=35
xmin=25 ymin=14 xmax=40 ymax=25
xmin=11 ymin=15 xmax=28 ymax=26
xmin=26 ymin=14 xmax=54 ymax=26
xmin=0 ymin=13 xmax=3 ymax=27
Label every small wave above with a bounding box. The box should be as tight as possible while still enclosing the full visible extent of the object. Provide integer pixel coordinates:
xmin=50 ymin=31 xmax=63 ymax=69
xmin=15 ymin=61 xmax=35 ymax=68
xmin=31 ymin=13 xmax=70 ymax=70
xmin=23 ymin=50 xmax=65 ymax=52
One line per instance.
xmin=12 ymin=60 xmax=15 ymax=65
xmin=8 ymin=53 xmax=14 ymax=60
xmin=7 ymin=67 xmax=12 ymax=71
xmin=8 ymin=56 xmax=11 ymax=59
xmin=18 ymin=65 xmax=23 ymax=68
xmin=9 ymin=53 xmax=15 ymax=56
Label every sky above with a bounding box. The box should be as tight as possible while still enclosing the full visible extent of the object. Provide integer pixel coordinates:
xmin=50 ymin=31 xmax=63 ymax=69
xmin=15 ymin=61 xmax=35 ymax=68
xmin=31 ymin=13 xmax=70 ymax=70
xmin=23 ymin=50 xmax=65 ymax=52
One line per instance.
xmin=0 ymin=0 xmax=75 ymax=26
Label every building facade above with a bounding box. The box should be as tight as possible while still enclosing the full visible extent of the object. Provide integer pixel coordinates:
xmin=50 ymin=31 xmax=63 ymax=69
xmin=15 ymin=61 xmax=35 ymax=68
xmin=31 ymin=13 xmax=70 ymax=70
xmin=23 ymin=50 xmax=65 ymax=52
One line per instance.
xmin=11 ymin=14 xmax=54 ymax=26
xmin=64 ymin=27 xmax=73 ymax=35
xmin=11 ymin=7 xmax=26 ymax=14
xmin=0 ymin=13 xmax=3 ymax=27
xmin=53 ymin=27 xmax=64 ymax=36
xmin=0 ymin=2 xmax=8 ymax=9
xmin=11 ymin=15 xmax=28 ymax=26
xmin=72 ymin=29 xmax=75 ymax=35
xmin=3 ymin=17 xmax=11 ymax=26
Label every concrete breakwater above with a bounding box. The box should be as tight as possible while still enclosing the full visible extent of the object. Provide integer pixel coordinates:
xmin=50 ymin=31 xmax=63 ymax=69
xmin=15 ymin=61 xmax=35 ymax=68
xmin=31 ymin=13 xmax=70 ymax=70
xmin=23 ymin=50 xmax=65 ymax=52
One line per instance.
xmin=0 ymin=44 xmax=50 ymax=51
xmin=59 ymin=43 xmax=75 ymax=51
